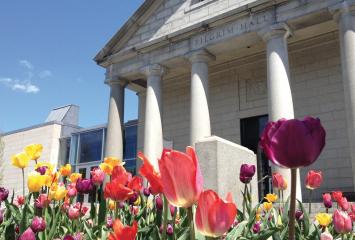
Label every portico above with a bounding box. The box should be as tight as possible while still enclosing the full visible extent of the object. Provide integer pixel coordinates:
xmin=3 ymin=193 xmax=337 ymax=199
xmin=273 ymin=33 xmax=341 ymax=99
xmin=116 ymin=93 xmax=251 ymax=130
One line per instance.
xmin=96 ymin=0 xmax=355 ymax=201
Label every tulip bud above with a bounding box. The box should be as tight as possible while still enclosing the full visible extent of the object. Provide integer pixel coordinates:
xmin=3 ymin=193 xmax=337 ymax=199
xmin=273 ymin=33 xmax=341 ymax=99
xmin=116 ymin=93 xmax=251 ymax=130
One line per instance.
xmin=320 ymin=232 xmax=333 ymax=240
xmin=35 ymin=166 xmax=47 ymax=175
xmin=16 ymin=195 xmax=25 ymax=206
xmin=169 ymin=205 xmax=175 ymax=217
xmin=19 ymin=228 xmax=36 ymax=240
xmin=30 ymin=216 xmax=46 ymax=233
xmin=107 ymin=216 xmax=113 ymax=228
xmin=63 ymin=235 xmax=75 ymax=240
xmin=239 ymin=164 xmax=256 ymax=184
xmin=143 ymin=187 xmax=151 ymax=197
xmin=118 ymin=201 xmax=125 ymax=209
xmin=129 ymin=192 xmax=139 ymax=205
xmin=252 ymin=222 xmax=261 ymax=233
xmin=167 ymin=224 xmax=174 ymax=236
xmin=155 ymin=196 xmax=163 ymax=210
xmin=305 ymin=170 xmax=323 ymax=190
xmin=0 ymin=187 xmax=9 ymax=202
xmin=295 ymin=210 xmax=304 ymax=221
xmin=322 ymin=193 xmax=332 ymax=209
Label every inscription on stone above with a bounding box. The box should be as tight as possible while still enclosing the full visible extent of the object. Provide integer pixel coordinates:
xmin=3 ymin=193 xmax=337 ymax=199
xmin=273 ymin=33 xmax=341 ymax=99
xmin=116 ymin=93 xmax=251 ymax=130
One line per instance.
xmin=191 ymin=11 xmax=273 ymax=50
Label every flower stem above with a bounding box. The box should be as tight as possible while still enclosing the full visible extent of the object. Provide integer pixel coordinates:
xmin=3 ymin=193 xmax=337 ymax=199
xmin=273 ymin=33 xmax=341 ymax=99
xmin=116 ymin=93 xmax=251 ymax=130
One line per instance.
xmin=161 ymin=195 xmax=169 ymax=240
xmin=308 ymin=189 xmax=312 ymax=215
xmin=187 ymin=207 xmax=195 ymax=240
xmin=242 ymin=184 xmax=247 ymax=219
xmin=288 ymin=169 xmax=297 ymax=240
xmin=21 ymin=168 xmax=25 ymax=197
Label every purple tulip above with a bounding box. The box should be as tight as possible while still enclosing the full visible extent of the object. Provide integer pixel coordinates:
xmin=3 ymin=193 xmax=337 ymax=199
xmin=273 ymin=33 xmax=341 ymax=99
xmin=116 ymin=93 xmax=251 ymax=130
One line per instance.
xmin=143 ymin=187 xmax=151 ymax=197
xmin=0 ymin=187 xmax=9 ymax=202
xmin=35 ymin=166 xmax=47 ymax=175
xmin=75 ymin=178 xmax=94 ymax=194
xmin=19 ymin=228 xmax=36 ymax=240
xmin=260 ymin=117 xmax=326 ymax=168
xmin=63 ymin=236 xmax=75 ymax=240
xmin=30 ymin=216 xmax=46 ymax=233
xmin=239 ymin=164 xmax=256 ymax=184
xmin=129 ymin=192 xmax=139 ymax=205
xmin=167 ymin=224 xmax=174 ymax=235
xmin=155 ymin=195 xmax=163 ymax=210
xmin=252 ymin=222 xmax=261 ymax=233
xmin=107 ymin=216 xmax=113 ymax=228
xmin=295 ymin=210 xmax=304 ymax=221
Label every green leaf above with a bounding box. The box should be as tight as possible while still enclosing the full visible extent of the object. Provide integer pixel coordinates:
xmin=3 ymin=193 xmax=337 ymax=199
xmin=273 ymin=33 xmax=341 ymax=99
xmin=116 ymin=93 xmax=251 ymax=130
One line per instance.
xmin=225 ymin=220 xmax=248 ymax=239
xmin=97 ymin=188 xmax=107 ymax=226
xmin=297 ymin=199 xmax=310 ymax=236
xmin=83 ymin=221 xmax=95 ymax=240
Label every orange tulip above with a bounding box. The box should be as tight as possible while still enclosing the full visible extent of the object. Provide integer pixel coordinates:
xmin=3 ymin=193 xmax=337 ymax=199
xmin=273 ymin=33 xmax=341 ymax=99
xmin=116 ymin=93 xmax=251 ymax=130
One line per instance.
xmin=59 ymin=164 xmax=72 ymax=177
xmin=305 ymin=170 xmax=323 ymax=190
xmin=159 ymin=147 xmax=203 ymax=208
xmin=108 ymin=219 xmax=138 ymax=240
xmin=138 ymin=152 xmax=163 ymax=195
xmin=195 ymin=190 xmax=237 ymax=237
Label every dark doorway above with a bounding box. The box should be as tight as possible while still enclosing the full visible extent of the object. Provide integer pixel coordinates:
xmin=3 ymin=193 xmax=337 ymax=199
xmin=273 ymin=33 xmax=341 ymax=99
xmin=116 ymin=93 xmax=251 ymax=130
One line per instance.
xmin=240 ymin=115 xmax=271 ymax=201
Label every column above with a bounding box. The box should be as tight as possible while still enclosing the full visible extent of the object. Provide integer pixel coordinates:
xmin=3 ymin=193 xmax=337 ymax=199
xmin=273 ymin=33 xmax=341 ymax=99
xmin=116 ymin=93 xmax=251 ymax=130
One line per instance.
xmin=104 ymin=77 xmax=125 ymax=160
xmin=187 ymin=49 xmax=215 ymax=146
xmin=141 ymin=64 xmax=165 ymax=170
xmin=136 ymin=90 xmax=146 ymax=171
xmin=330 ymin=1 xmax=355 ymax=190
xmin=259 ymin=23 xmax=302 ymax=200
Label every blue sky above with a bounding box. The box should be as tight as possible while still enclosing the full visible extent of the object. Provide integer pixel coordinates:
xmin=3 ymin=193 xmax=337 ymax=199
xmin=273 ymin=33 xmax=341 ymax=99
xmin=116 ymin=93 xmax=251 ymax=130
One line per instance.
xmin=0 ymin=0 xmax=144 ymax=132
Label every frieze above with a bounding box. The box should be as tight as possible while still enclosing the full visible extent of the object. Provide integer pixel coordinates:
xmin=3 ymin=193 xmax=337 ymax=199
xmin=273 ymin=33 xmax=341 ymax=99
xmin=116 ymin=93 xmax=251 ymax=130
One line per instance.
xmin=191 ymin=11 xmax=273 ymax=50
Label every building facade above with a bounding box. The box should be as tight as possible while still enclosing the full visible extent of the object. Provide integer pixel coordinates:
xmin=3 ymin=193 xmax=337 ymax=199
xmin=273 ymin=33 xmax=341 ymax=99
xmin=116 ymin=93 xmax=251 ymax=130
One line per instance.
xmin=95 ymin=0 xmax=355 ymax=201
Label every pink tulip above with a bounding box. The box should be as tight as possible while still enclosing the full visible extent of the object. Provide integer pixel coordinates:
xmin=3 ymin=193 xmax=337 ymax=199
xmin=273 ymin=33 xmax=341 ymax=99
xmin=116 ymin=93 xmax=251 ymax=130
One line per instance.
xmin=30 ymin=216 xmax=46 ymax=233
xmin=68 ymin=205 xmax=80 ymax=220
xmin=305 ymin=170 xmax=323 ymax=190
xmin=322 ymin=193 xmax=332 ymax=209
xmin=159 ymin=147 xmax=203 ymax=208
xmin=260 ymin=117 xmax=326 ymax=168
xmin=195 ymin=190 xmax=237 ymax=237
xmin=320 ymin=232 xmax=333 ymax=240
xmin=333 ymin=209 xmax=353 ymax=234
xmin=19 ymin=228 xmax=36 ymax=240
xmin=338 ymin=197 xmax=349 ymax=211
xmin=67 ymin=183 xmax=77 ymax=198
xmin=272 ymin=172 xmax=287 ymax=190
xmin=35 ymin=194 xmax=50 ymax=209
xmin=91 ymin=168 xmax=105 ymax=185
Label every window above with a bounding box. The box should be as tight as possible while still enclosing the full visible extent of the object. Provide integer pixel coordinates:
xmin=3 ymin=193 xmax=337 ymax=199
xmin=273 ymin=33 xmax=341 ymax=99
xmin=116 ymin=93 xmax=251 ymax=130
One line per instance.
xmin=78 ymin=130 xmax=103 ymax=163
xmin=186 ymin=0 xmax=218 ymax=12
xmin=124 ymin=122 xmax=138 ymax=175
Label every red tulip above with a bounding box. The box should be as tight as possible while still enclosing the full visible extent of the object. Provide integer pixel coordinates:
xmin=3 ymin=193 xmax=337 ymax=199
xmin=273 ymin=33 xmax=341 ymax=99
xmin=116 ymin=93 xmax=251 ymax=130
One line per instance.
xmin=332 ymin=191 xmax=343 ymax=202
xmin=104 ymin=179 xmax=134 ymax=202
xmin=159 ymin=147 xmax=203 ymax=208
xmin=195 ymin=190 xmax=237 ymax=237
xmin=138 ymin=152 xmax=163 ymax=195
xmin=260 ymin=117 xmax=326 ymax=168
xmin=127 ymin=176 xmax=143 ymax=192
xmin=333 ymin=209 xmax=353 ymax=234
xmin=108 ymin=219 xmax=138 ymax=240
xmin=305 ymin=170 xmax=323 ymax=190
xmin=239 ymin=164 xmax=256 ymax=184
xmin=322 ymin=193 xmax=332 ymax=209
xmin=338 ymin=197 xmax=349 ymax=211
xmin=272 ymin=172 xmax=287 ymax=190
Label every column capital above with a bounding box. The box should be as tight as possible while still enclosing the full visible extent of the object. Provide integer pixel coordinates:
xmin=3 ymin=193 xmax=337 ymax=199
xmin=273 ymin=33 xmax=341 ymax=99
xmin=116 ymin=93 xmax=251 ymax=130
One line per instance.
xmin=140 ymin=64 xmax=166 ymax=78
xmin=186 ymin=49 xmax=216 ymax=63
xmin=104 ymin=76 xmax=128 ymax=87
xmin=258 ymin=23 xmax=292 ymax=42
xmin=329 ymin=0 xmax=355 ymax=22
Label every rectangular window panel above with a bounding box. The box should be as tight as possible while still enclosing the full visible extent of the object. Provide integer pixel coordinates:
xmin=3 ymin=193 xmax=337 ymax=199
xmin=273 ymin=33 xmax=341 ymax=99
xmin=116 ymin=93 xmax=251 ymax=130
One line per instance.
xmin=78 ymin=130 xmax=103 ymax=163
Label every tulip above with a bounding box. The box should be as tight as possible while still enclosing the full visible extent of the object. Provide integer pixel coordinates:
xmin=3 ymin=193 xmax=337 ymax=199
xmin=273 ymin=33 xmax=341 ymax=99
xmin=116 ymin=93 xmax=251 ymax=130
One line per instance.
xmin=108 ymin=219 xmax=138 ymax=240
xmin=127 ymin=176 xmax=143 ymax=192
xmin=195 ymin=190 xmax=237 ymax=237
xmin=138 ymin=152 xmax=163 ymax=195
xmin=35 ymin=166 xmax=47 ymax=175
xmin=295 ymin=210 xmax=304 ymax=221
xmin=19 ymin=228 xmax=36 ymax=240
xmin=272 ymin=172 xmax=287 ymax=190
xmin=67 ymin=183 xmax=77 ymax=198
xmin=11 ymin=152 xmax=30 ymax=169
xmin=252 ymin=222 xmax=261 ymax=233
xmin=35 ymin=194 xmax=50 ymax=209
xmin=263 ymin=201 xmax=273 ymax=211
xmin=320 ymin=232 xmax=333 ymax=240
xmin=91 ymin=168 xmax=105 ymax=185
xmin=323 ymin=193 xmax=332 ymax=209
xmin=264 ymin=193 xmax=278 ymax=203
xmin=49 ymin=184 xmax=67 ymax=201
xmin=155 ymin=195 xmax=163 ymax=211
xmin=100 ymin=157 xmax=124 ymax=175
xmin=143 ymin=187 xmax=151 ymax=197
xmin=28 ymin=171 xmax=47 ymax=192
xmin=305 ymin=170 xmax=323 ymax=190
xmin=315 ymin=213 xmax=332 ymax=228
xmin=159 ymin=147 xmax=203 ymax=208
xmin=16 ymin=195 xmax=25 ymax=206
xmin=332 ymin=191 xmax=343 ymax=202
xmin=63 ymin=235 xmax=75 ymax=240
xmin=68 ymin=205 xmax=80 ymax=220
xmin=76 ymin=178 xmax=94 ymax=194
xmin=24 ymin=144 xmax=43 ymax=161
xmin=35 ymin=162 xmax=54 ymax=175
xmin=338 ymin=197 xmax=349 ymax=211
xmin=108 ymin=200 xmax=116 ymax=211
xmin=0 ymin=187 xmax=9 ymax=202
xmin=239 ymin=164 xmax=256 ymax=184
xmin=260 ymin=117 xmax=326 ymax=168
xmin=60 ymin=164 xmax=72 ymax=177
xmin=166 ymin=224 xmax=174 ymax=236
xmin=104 ymin=179 xmax=134 ymax=202
xmin=333 ymin=209 xmax=352 ymax=234
xmin=69 ymin=173 xmax=82 ymax=183
xmin=107 ymin=216 xmax=113 ymax=228
xmin=30 ymin=216 xmax=46 ymax=233
xmin=0 ymin=210 xmax=3 ymax=224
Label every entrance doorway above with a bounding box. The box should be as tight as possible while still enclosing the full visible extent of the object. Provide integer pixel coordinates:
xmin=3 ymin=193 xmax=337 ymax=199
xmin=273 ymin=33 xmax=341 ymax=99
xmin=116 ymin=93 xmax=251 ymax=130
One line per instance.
xmin=240 ymin=115 xmax=271 ymax=201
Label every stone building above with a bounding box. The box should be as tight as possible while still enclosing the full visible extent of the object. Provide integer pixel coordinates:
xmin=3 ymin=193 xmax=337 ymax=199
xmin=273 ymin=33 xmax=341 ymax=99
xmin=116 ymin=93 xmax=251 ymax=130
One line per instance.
xmin=95 ymin=0 xmax=355 ymax=201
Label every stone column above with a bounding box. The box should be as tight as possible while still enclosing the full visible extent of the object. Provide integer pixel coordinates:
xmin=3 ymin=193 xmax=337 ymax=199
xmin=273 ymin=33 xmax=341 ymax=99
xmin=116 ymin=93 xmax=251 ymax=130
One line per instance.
xmin=259 ymin=23 xmax=302 ymax=200
xmin=104 ymin=77 xmax=125 ymax=160
xmin=136 ymin=90 xmax=146 ymax=171
xmin=330 ymin=1 xmax=355 ymax=190
xmin=187 ymin=49 xmax=215 ymax=146
xmin=141 ymin=64 xmax=165 ymax=170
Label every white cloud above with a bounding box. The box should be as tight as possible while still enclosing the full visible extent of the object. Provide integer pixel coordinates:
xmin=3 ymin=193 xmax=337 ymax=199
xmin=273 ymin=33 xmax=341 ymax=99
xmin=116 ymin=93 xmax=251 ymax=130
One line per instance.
xmin=38 ymin=70 xmax=52 ymax=79
xmin=0 ymin=77 xmax=40 ymax=94
xmin=19 ymin=60 xmax=34 ymax=70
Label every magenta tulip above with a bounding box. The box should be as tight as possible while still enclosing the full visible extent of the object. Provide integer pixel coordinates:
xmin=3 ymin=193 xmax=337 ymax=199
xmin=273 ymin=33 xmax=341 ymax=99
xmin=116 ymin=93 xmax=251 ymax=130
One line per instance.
xmin=19 ymin=228 xmax=36 ymax=240
xmin=76 ymin=178 xmax=94 ymax=194
xmin=0 ymin=187 xmax=9 ymax=202
xmin=333 ymin=209 xmax=353 ymax=234
xmin=260 ymin=117 xmax=326 ymax=168
xmin=239 ymin=164 xmax=256 ymax=184
xmin=30 ymin=216 xmax=46 ymax=233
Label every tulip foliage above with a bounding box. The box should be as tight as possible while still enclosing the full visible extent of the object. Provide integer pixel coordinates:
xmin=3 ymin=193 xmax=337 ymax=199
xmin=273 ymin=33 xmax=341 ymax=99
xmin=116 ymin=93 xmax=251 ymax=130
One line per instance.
xmin=0 ymin=117 xmax=354 ymax=239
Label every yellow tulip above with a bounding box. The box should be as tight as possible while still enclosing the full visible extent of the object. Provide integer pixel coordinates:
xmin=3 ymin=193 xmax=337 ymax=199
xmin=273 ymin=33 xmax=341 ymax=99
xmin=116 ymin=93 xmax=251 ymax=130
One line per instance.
xmin=315 ymin=213 xmax=332 ymax=227
xmin=49 ymin=184 xmax=67 ymax=201
xmin=264 ymin=193 xmax=278 ymax=203
xmin=108 ymin=200 xmax=116 ymax=211
xmin=69 ymin=173 xmax=82 ymax=183
xmin=45 ymin=172 xmax=60 ymax=187
xmin=24 ymin=144 xmax=43 ymax=161
xmin=28 ymin=172 xmax=47 ymax=192
xmin=99 ymin=157 xmax=125 ymax=175
xmin=59 ymin=164 xmax=72 ymax=177
xmin=263 ymin=201 xmax=273 ymax=211
xmin=11 ymin=152 xmax=30 ymax=169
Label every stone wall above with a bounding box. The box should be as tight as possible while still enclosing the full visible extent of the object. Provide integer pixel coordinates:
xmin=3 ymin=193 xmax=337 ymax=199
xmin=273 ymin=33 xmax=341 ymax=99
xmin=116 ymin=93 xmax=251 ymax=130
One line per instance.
xmin=160 ymin=32 xmax=352 ymax=200
xmin=2 ymin=124 xmax=63 ymax=196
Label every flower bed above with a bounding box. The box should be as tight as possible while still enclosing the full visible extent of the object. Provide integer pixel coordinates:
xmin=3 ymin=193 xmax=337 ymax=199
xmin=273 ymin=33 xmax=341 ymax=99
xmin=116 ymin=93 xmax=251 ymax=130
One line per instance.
xmin=0 ymin=117 xmax=354 ymax=239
